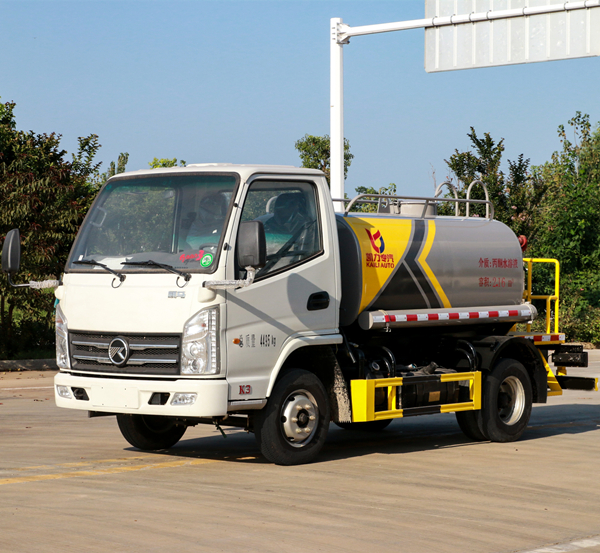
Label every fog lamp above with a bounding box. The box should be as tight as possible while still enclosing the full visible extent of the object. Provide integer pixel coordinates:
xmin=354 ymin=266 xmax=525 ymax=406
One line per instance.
xmin=171 ymin=393 xmax=197 ymax=406
xmin=56 ymin=385 xmax=73 ymax=399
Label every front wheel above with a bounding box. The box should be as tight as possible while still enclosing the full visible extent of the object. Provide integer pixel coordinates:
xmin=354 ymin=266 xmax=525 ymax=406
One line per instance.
xmin=254 ymin=369 xmax=330 ymax=465
xmin=117 ymin=414 xmax=187 ymax=450
xmin=480 ymin=358 xmax=532 ymax=443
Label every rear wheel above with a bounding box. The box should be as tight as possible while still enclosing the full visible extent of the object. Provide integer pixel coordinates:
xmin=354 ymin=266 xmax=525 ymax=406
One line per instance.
xmin=117 ymin=414 xmax=187 ymax=450
xmin=254 ymin=369 xmax=329 ymax=465
xmin=455 ymin=385 xmax=487 ymax=441
xmin=455 ymin=410 xmax=487 ymax=441
xmin=480 ymin=358 xmax=532 ymax=442
xmin=334 ymin=419 xmax=393 ymax=432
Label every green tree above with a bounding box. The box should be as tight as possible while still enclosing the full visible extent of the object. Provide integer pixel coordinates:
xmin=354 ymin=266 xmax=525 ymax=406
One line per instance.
xmin=295 ymin=134 xmax=353 ymax=185
xmin=0 ymin=99 xmax=101 ymax=357
xmin=149 ymin=157 xmax=186 ymax=169
xmin=95 ymin=152 xmax=129 ymax=186
xmin=444 ymin=128 xmax=546 ymax=239
xmin=529 ymin=113 xmax=600 ymax=342
xmin=532 ymin=113 xmax=600 ymax=273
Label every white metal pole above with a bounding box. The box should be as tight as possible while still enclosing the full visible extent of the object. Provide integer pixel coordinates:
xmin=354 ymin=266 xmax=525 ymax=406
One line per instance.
xmin=330 ymin=17 xmax=345 ymax=213
xmin=336 ymin=0 xmax=600 ymax=41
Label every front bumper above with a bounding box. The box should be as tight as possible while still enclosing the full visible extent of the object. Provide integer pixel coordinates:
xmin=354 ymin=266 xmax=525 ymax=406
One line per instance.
xmin=54 ymin=372 xmax=229 ymax=417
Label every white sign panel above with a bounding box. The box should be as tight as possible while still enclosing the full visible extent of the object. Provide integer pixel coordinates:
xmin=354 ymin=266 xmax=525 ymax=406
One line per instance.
xmin=425 ymin=0 xmax=600 ymax=72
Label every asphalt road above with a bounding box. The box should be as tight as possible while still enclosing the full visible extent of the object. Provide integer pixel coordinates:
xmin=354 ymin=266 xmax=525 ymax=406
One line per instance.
xmin=1 ymin=357 xmax=599 ymax=553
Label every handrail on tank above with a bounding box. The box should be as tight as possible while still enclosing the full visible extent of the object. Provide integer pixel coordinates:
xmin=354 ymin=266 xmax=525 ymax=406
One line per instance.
xmin=522 ymin=258 xmax=560 ymax=334
xmin=466 ymin=179 xmax=490 ymax=218
xmin=434 ymin=181 xmax=459 ymax=216
xmin=341 ymin=193 xmax=495 ymax=220
xmin=375 ymin=190 xmax=396 ymax=213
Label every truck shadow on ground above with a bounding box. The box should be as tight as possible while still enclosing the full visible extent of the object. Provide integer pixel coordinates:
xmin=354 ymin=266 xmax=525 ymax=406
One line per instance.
xmin=134 ymin=403 xmax=600 ymax=465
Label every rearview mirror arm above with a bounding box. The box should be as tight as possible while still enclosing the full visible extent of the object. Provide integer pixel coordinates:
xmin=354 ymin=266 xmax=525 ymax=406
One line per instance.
xmin=203 ymin=267 xmax=256 ymax=290
xmin=5 ymin=274 xmax=61 ymax=289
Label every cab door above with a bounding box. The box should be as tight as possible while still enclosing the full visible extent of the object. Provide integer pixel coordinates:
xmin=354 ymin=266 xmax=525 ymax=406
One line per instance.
xmin=225 ymin=177 xmax=338 ymax=401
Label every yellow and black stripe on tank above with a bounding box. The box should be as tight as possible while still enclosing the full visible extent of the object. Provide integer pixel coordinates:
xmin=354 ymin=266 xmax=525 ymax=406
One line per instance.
xmin=344 ymin=217 xmax=451 ymax=314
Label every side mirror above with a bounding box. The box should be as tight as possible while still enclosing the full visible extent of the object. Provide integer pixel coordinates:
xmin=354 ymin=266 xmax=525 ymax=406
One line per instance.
xmin=2 ymin=229 xmax=21 ymax=274
xmin=0 ymin=230 xmax=58 ymax=290
xmin=237 ymin=221 xmax=266 ymax=269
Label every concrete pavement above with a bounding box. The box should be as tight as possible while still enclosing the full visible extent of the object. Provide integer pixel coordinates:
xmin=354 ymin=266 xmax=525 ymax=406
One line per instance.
xmin=1 ymin=355 xmax=599 ymax=553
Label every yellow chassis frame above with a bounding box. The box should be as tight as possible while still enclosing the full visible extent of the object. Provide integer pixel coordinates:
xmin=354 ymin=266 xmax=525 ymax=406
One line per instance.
xmin=351 ymin=372 xmax=482 ymax=423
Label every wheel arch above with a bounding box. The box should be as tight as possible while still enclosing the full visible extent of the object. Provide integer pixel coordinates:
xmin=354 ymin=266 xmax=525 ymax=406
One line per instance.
xmin=266 ymin=339 xmax=351 ymax=424
xmin=268 ymin=344 xmax=337 ymax=390
xmin=266 ymin=335 xmax=342 ymax=396
xmin=475 ymin=336 xmax=547 ymax=403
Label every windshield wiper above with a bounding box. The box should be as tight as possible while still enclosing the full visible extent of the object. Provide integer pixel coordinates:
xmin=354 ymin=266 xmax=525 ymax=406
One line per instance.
xmin=73 ymin=259 xmax=126 ymax=283
xmin=121 ymin=260 xmax=191 ymax=282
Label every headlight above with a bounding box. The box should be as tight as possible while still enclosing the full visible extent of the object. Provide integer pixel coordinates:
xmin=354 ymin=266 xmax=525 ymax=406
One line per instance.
xmin=181 ymin=307 xmax=219 ymax=375
xmin=55 ymin=304 xmax=70 ymax=370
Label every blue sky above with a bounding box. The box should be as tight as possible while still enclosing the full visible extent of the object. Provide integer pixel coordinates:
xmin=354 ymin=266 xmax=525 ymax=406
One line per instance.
xmin=1 ymin=0 xmax=599 ymax=197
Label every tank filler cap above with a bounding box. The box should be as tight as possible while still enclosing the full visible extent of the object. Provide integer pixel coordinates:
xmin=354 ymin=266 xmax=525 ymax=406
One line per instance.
xmin=518 ymin=235 xmax=528 ymax=252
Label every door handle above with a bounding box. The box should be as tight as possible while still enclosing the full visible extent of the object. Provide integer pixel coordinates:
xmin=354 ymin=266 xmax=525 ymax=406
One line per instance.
xmin=307 ymin=291 xmax=330 ymax=311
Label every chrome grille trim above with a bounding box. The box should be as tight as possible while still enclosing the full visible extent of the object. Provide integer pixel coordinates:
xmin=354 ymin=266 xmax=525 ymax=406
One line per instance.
xmin=69 ymin=331 xmax=181 ymax=375
xmin=72 ymin=354 xmax=112 ymax=364
xmin=71 ymin=340 xmax=178 ymax=351
xmin=130 ymin=343 xmax=178 ymax=351
xmin=72 ymin=354 xmax=178 ymax=365
xmin=71 ymin=340 xmax=109 ymax=349
xmin=126 ymin=358 xmax=178 ymax=365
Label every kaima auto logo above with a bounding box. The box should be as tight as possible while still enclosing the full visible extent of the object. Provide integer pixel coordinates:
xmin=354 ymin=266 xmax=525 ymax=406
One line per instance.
xmin=366 ymin=229 xmax=385 ymax=254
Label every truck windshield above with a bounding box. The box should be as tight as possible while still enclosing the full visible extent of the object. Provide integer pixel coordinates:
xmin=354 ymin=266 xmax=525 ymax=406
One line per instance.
xmin=67 ymin=173 xmax=238 ymax=273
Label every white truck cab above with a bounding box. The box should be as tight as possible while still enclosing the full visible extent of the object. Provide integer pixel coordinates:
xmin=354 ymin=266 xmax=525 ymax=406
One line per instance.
xmin=52 ymin=164 xmax=342 ymax=463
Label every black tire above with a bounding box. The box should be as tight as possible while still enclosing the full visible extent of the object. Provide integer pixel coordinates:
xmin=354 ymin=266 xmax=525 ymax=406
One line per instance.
xmin=455 ymin=384 xmax=487 ymax=441
xmin=480 ymin=358 xmax=532 ymax=443
xmin=117 ymin=414 xmax=187 ymax=450
xmin=334 ymin=419 xmax=393 ymax=432
xmin=455 ymin=410 xmax=487 ymax=441
xmin=254 ymin=369 xmax=330 ymax=465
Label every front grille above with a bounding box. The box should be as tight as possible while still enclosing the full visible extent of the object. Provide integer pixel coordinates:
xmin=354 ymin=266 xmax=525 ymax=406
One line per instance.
xmin=69 ymin=331 xmax=181 ymax=375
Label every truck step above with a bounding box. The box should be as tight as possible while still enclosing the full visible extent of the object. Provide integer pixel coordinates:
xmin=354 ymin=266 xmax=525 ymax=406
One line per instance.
xmin=555 ymin=375 xmax=598 ymax=391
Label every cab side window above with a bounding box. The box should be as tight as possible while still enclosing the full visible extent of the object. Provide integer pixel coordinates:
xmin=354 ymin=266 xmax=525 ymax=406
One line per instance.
xmin=240 ymin=181 xmax=322 ymax=278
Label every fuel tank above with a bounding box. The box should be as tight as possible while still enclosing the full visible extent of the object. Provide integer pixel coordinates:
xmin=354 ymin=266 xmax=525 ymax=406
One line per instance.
xmin=336 ymin=213 xmax=528 ymax=329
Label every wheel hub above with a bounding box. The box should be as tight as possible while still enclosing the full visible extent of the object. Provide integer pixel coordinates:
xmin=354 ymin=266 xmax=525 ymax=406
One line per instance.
xmin=497 ymin=375 xmax=525 ymax=426
xmin=280 ymin=391 xmax=319 ymax=447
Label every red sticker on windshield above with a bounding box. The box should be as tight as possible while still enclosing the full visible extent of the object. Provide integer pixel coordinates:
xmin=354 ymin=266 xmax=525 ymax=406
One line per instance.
xmin=180 ymin=249 xmax=205 ymax=263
